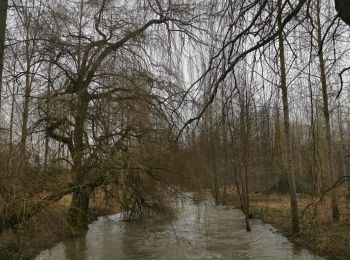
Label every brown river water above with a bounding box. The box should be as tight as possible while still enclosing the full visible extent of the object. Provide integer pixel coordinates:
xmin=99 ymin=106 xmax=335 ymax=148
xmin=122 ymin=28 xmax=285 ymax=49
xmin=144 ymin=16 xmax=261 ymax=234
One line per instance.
xmin=36 ymin=200 xmax=323 ymax=260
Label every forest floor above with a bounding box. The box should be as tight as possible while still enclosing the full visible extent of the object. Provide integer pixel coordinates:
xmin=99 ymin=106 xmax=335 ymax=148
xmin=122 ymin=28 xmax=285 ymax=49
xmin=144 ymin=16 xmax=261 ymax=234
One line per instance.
xmin=0 ymin=189 xmax=118 ymax=260
xmin=247 ymin=192 xmax=350 ymax=260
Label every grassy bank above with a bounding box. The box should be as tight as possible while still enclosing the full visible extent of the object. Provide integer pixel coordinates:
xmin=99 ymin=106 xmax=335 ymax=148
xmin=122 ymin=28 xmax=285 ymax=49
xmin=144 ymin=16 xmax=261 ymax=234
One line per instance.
xmin=249 ymin=193 xmax=350 ymax=260
xmin=0 ymin=190 xmax=117 ymax=260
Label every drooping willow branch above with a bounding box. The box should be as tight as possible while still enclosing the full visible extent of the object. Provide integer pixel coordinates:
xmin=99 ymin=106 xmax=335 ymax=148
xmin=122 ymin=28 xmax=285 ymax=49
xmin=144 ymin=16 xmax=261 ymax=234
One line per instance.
xmin=175 ymin=0 xmax=309 ymax=141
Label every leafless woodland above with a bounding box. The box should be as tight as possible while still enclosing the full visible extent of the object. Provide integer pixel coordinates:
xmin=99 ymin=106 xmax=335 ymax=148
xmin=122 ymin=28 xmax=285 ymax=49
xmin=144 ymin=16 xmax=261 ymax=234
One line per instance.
xmin=1 ymin=0 xmax=350 ymax=257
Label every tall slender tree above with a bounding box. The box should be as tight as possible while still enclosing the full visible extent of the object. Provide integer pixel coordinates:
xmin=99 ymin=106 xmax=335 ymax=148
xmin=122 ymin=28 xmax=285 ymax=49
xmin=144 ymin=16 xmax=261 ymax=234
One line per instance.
xmin=278 ymin=0 xmax=300 ymax=233
xmin=316 ymin=0 xmax=340 ymax=221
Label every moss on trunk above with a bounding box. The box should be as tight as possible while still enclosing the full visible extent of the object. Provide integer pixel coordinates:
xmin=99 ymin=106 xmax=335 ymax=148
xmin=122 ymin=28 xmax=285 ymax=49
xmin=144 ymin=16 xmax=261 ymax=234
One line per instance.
xmin=65 ymin=187 xmax=91 ymax=236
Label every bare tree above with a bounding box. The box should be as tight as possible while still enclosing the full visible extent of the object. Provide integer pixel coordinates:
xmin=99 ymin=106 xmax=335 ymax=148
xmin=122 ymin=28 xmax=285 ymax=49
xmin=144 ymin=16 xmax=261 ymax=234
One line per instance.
xmin=41 ymin=0 xmax=209 ymax=234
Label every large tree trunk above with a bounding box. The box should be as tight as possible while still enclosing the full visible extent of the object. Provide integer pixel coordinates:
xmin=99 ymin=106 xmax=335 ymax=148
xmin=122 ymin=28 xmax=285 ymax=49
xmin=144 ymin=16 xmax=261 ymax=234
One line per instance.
xmin=65 ymin=88 xmax=91 ymax=236
xmin=317 ymin=0 xmax=340 ymax=221
xmin=278 ymin=0 xmax=300 ymax=233
xmin=65 ymin=186 xmax=91 ymax=236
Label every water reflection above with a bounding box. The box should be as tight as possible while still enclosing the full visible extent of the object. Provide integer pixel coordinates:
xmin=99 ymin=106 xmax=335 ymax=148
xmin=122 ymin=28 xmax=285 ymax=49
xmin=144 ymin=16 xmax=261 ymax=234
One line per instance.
xmin=64 ymin=236 xmax=87 ymax=260
xmin=36 ymin=201 xmax=323 ymax=260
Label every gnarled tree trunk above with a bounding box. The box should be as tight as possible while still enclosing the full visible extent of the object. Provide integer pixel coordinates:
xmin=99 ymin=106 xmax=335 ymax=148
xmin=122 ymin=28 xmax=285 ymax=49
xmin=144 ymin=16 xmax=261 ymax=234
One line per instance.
xmin=65 ymin=88 xmax=91 ymax=236
xmin=65 ymin=186 xmax=91 ymax=236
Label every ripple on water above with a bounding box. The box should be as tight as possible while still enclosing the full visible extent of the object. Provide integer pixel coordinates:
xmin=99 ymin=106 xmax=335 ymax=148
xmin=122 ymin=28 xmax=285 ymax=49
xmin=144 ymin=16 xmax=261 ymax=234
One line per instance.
xmin=36 ymin=202 xmax=323 ymax=260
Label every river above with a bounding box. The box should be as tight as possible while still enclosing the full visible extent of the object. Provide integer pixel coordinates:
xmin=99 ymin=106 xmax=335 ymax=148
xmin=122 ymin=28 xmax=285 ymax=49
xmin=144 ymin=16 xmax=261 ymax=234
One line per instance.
xmin=36 ymin=200 xmax=322 ymax=260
